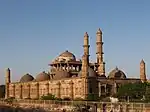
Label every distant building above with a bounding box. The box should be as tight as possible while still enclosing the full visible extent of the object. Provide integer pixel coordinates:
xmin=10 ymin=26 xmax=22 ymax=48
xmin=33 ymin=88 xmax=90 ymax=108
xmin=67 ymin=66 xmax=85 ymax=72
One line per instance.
xmin=5 ymin=28 xmax=147 ymax=99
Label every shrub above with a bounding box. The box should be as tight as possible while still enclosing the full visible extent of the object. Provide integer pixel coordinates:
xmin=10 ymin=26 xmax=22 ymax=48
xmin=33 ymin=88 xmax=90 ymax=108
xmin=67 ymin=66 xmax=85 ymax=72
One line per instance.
xmin=40 ymin=94 xmax=56 ymax=100
xmin=74 ymin=97 xmax=84 ymax=101
xmin=85 ymin=94 xmax=99 ymax=101
xmin=63 ymin=97 xmax=71 ymax=101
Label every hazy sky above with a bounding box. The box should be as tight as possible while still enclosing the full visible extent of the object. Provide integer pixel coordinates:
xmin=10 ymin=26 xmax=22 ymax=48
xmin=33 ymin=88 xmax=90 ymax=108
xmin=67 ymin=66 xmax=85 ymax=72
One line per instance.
xmin=0 ymin=0 xmax=150 ymax=84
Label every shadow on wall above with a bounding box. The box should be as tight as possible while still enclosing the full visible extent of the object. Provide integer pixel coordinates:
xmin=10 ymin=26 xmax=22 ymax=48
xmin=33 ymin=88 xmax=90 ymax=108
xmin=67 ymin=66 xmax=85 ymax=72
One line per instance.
xmin=0 ymin=105 xmax=47 ymax=112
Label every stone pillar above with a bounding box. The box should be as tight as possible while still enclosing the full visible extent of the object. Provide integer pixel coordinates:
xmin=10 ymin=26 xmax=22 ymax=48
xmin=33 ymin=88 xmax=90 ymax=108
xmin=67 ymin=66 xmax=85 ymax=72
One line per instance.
xmin=5 ymin=68 xmax=11 ymax=99
xmin=27 ymin=84 xmax=30 ymax=99
xmin=105 ymin=84 xmax=107 ymax=93
xmin=98 ymin=82 xmax=101 ymax=97
xmin=76 ymin=66 xmax=79 ymax=71
xmin=20 ymin=85 xmax=23 ymax=99
xmin=114 ymin=82 xmax=117 ymax=94
xmin=56 ymin=82 xmax=61 ymax=98
xmin=12 ymin=84 xmax=15 ymax=98
xmin=71 ymin=65 xmax=73 ymax=70
xmin=45 ymin=83 xmax=49 ymax=95
xmin=19 ymin=85 xmax=22 ymax=99
xmin=67 ymin=63 xmax=69 ymax=71
xmin=64 ymin=65 xmax=67 ymax=70
xmin=69 ymin=81 xmax=74 ymax=99
xmin=36 ymin=83 xmax=39 ymax=99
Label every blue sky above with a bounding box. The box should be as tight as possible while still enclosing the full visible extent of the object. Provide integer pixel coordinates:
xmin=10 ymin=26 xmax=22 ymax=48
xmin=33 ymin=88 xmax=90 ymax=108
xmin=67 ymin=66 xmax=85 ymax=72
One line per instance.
xmin=0 ymin=0 xmax=150 ymax=84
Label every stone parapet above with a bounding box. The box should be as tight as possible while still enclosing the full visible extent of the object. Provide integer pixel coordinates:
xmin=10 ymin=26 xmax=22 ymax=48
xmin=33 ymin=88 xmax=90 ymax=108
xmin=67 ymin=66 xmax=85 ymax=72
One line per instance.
xmin=1 ymin=99 xmax=150 ymax=112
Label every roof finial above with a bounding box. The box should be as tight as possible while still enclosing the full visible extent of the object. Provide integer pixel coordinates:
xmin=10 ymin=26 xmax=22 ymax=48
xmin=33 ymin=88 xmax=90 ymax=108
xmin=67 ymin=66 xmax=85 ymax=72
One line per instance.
xmin=97 ymin=28 xmax=102 ymax=34
xmin=140 ymin=59 xmax=145 ymax=64
xmin=84 ymin=32 xmax=89 ymax=37
xmin=115 ymin=66 xmax=118 ymax=70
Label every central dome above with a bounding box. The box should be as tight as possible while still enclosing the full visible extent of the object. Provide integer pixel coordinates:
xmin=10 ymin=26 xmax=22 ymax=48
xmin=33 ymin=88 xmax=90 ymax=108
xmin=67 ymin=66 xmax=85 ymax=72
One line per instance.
xmin=56 ymin=50 xmax=76 ymax=62
xmin=53 ymin=69 xmax=70 ymax=80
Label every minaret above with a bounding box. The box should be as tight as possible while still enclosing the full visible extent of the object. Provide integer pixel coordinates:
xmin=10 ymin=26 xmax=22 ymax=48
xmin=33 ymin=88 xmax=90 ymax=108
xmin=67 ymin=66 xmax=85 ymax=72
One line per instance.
xmin=81 ymin=32 xmax=90 ymax=99
xmin=96 ymin=28 xmax=105 ymax=76
xmin=81 ymin=32 xmax=90 ymax=77
xmin=5 ymin=68 xmax=11 ymax=99
xmin=83 ymin=32 xmax=90 ymax=57
xmin=140 ymin=59 xmax=147 ymax=82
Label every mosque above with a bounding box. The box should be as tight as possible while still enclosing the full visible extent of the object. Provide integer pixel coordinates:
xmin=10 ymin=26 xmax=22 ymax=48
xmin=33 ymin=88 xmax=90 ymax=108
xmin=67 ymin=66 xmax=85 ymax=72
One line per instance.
xmin=5 ymin=28 xmax=147 ymax=100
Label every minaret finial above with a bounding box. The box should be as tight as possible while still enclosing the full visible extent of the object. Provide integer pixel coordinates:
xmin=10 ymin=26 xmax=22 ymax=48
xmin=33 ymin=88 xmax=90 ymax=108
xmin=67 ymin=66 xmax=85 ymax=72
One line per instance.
xmin=140 ymin=59 xmax=145 ymax=64
xmin=97 ymin=28 xmax=102 ymax=34
xmin=84 ymin=32 xmax=89 ymax=37
xmin=115 ymin=66 xmax=118 ymax=70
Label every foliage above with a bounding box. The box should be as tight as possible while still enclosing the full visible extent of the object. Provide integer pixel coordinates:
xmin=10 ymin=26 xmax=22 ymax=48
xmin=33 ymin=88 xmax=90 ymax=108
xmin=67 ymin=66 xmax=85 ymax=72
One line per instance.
xmin=100 ymin=97 xmax=110 ymax=102
xmin=40 ymin=94 xmax=64 ymax=101
xmin=0 ymin=85 xmax=5 ymax=98
xmin=74 ymin=97 xmax=84 ymax=101
xmin=145 ymin=83 xmax=150 ymax=102
xmin=4 ymin=97 xmax=15 ymax=104
xmin=63 ymin=97 xmax=71 ymax=101
xmin=85 ymin=93 xmax=99 ymax=101
xmin=40 ymin=94 xmax=56 ymax=100
xmin=116 ymin=82 xmax=147 ymax=101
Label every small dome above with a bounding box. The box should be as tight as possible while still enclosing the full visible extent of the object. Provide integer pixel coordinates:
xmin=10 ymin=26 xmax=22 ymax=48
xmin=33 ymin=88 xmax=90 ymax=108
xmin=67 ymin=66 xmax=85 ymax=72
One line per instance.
xmin=55 ymin=50 xmax=76 ymax=62
xmin=53 ymin=70 xmax=70 ymax=80
xmin=20 ymin=73 xmax=34 ymax=82
xmin=78 ymin=67 xmax=96 ymax=77
xmin=36 ymin=71 xmax=50 ymax=81
xmin=108 ymin=67 xmax=126 ymax=79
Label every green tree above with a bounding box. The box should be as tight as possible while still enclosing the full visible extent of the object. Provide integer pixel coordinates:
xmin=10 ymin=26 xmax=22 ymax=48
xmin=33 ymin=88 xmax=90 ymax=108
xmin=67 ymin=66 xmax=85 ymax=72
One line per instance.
xmin=116 ymin=83 xmax=146 ymax=101
xmin=85 ymin=93 xmax=99 ymax=101
xmin=40 ymin=93 xmax=56 ymax=100
xmin=0 ymin=85 xmax=5 ymax=98
xmin=145 ymin=83 xmax=150 ymax=102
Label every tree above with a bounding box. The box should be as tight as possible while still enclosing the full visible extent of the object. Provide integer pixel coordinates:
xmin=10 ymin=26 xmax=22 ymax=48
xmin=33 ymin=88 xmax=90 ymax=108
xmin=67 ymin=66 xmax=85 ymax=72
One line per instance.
xmin=0 ymin=85 xmax=5 ymax=98
xmin=116 ymin=83 xmax=146 ymax=101
xmin=145 ymin=83 xmax=150 ymax=102
xmin=40 ymin=93 xmax=56 ymax=100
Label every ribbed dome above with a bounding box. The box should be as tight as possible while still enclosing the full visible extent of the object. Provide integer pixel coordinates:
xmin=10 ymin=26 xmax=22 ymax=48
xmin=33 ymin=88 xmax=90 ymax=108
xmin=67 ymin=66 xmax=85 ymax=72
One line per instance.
xmin=78 ymin=67 xmax=96 ymax=77
xmin=108 ymin=67 xmax=126 ymax=79
xmin=20 ymin=73 xmax=34 ymax=82
xmin=55 ymin=50 xmax=76 ymax=62
xmin=53 ymin=70 xmax=70 ymax=80
xmin=36 ymin=71 xmax=50 ymax=81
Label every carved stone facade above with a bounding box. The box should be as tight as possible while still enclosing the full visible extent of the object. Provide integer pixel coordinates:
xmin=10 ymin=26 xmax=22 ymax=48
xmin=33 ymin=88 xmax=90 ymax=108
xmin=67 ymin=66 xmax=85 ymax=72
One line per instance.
xmin=5 ymin=28 xmax=147 ymax=100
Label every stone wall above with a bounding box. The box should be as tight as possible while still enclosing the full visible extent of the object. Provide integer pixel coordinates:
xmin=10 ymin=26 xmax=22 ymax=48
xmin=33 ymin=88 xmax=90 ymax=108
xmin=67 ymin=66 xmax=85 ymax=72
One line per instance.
xmin=8 ymin=77 xmax=86 ymax=100
xmin=1 ymin=99 xmax=150 ymax=112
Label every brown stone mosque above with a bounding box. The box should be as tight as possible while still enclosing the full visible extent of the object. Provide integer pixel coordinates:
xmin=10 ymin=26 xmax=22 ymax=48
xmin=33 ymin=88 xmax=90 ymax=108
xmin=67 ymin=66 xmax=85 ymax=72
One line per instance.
xmin=5 ymin=28 xmax=147 ymax=100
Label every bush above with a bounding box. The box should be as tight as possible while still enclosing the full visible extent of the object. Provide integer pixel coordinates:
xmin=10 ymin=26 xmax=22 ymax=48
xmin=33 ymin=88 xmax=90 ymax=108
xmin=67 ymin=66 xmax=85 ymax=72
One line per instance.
xmin=55 ymin=97 xmax=62 ymax=101
xmin=63 ymin=97 xmax=71 ymax=101
xmin=40 ymin=94 xmax=56 ymax=100
xmin=85 ymin=94 xmax=99 ymax=101
xmin=74 ymin=97 xmax=84 ymax=101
